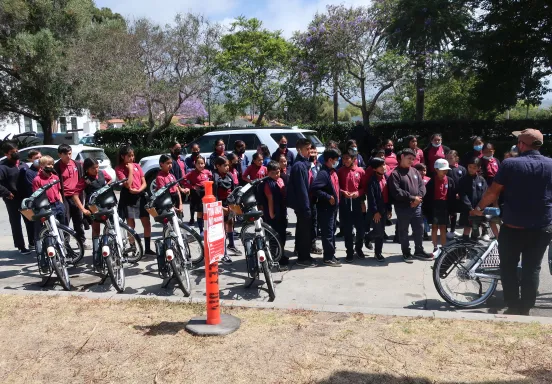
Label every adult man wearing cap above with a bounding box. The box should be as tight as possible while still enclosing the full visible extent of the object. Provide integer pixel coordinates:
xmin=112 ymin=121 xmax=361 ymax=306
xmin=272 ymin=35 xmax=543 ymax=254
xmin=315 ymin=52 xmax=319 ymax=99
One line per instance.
xmin=471 ymin=129 xmax=552 ymax=316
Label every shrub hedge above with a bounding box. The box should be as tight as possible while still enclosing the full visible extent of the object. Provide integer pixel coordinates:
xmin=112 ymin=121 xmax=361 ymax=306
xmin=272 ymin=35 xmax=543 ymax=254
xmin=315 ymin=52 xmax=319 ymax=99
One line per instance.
xmin=96 ymin=119 xmax=552 ymax=162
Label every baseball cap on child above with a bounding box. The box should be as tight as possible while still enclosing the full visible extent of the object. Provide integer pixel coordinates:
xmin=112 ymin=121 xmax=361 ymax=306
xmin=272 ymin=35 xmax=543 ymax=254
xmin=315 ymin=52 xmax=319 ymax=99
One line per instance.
xmin=434 ymin=158 xmax=451 ymax=171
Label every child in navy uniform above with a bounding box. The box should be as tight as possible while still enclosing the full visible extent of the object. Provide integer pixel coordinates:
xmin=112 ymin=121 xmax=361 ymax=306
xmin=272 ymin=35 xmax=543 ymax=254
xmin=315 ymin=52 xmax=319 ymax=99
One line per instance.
xmin=414 ymin=163 xmax=431 ymax=240
xmin=458 ymin=157 xmax=489 ymax=240
xmin=310 ymin=149 xmax=341 ymax=267
xmin=213 ymin=156 xmax=238 ymax=264
xmin=366 ymin=157 xmax=391 ymax=262
xmin=423 ymin=159 xmax=456 ymax=256
xmin=261 ymin=161 xmax=289 ymax=266
xmin=445 ymin=150 xmax=467 ymax=239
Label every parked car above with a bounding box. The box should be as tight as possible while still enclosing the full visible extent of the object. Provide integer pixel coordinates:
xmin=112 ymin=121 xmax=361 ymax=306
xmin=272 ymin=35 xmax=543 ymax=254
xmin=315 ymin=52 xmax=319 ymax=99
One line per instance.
xmin=6 ymin=144 xmax=116 ymax=181
xmin=79 ymin=135 xmax=95 ymax=145
xmin=139 ymin=127 xmax=325 ymax=193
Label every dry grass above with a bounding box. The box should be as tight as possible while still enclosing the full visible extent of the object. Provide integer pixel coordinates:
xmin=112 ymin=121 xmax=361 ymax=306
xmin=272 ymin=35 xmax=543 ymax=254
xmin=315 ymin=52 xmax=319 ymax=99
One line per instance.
xmin=0 ymin=295 xmax=551 ymax=384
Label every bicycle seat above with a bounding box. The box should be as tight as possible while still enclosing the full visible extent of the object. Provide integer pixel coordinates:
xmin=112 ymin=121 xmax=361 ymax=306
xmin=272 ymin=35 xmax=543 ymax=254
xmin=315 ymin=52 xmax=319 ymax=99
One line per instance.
xmin=154 ymin=210 xmax=175 ymax=223
xmin=243 ymin=211 xmax=263 ymax=222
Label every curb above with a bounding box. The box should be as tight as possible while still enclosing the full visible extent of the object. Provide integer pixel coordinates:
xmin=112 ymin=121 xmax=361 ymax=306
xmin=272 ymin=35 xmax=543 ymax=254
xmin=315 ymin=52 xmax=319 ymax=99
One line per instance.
xmin=2 ymin=288 xmax=552 ymax=325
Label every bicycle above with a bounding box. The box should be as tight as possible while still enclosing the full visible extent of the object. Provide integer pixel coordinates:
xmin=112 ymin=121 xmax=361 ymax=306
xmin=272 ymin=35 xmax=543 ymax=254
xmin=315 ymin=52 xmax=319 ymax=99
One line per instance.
xmin=433 ymin=208 xmax=504 ymax=308
xmin=88 ymin=178 xmax=144 ymax=293
xmin=227 ymin=177 xmax=282 ymax=301
xmin=146 ymin=177 xmax=203 ymax=296
xmin=20 ymin=180 xmax=83 ymax=290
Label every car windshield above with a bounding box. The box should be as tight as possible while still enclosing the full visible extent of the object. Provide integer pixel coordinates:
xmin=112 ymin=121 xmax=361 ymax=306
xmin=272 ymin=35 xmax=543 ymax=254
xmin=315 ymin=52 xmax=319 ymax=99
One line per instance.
xmin=80 ymin=150 xmax=108 ymax=161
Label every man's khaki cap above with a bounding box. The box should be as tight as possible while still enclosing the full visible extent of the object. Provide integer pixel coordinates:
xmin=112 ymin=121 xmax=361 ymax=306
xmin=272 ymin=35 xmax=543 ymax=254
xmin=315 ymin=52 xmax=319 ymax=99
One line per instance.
xmin=512 ymin=128 xmax=544 ymax=146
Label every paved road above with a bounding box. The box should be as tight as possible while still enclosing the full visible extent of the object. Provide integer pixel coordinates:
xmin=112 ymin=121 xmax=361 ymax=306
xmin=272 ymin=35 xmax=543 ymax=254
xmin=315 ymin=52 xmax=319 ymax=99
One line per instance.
xmin=1 ymin=201 xmax=551 ymax=318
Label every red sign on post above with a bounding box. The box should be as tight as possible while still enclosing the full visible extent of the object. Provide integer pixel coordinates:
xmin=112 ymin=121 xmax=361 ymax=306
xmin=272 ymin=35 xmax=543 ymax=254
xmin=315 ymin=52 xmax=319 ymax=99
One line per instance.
xmin=204 ymin=201 xmax=225 ymax=264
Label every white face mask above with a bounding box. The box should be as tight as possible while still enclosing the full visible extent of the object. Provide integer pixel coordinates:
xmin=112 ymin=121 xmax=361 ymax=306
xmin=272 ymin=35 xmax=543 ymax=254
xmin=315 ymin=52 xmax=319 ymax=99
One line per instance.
xmin=32 ymin=159 xmax=40 ymax=167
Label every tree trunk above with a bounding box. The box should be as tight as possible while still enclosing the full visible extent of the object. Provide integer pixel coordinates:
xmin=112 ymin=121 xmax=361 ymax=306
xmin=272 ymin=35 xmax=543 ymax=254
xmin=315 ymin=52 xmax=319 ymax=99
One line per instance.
xmin=146 ymin=117 xmax=172 ymax=142
xmin=415 ymin=70 xmax=425 ymax=121
xmin=255 ymin=109 xmax=265 ymax=126
xmin=333 ymin=72 xmax=339 ymax=126
xmin=41 ymin=118 xmax=55 ymax=144
xmin=361 ymin=107 xmax=370 ymax=130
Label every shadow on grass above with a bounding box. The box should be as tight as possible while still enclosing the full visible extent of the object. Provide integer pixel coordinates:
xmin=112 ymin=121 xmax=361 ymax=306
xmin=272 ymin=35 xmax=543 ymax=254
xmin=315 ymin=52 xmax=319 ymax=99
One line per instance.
xmin=133 ymin=321 xmax=188 ymax=336
xmin=317 ymin=370 xmax=543 ymax=383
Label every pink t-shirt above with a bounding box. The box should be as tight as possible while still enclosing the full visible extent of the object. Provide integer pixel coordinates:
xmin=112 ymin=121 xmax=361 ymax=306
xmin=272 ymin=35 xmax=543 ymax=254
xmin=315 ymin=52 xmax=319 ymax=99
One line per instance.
xmin=243 ymin=164 xmax=267 ymax=181
xmin=115 ymin=163 xmax=144 ymax=191
xmin=33 ymin=172 xmax=62 ymax=204
xmin=156 ymin=171 xmax=178 ymax=194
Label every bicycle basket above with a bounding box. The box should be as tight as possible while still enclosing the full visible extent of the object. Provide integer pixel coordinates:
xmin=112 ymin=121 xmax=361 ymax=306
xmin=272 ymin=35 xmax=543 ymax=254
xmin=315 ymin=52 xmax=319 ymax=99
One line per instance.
xmin=229 ymin=204 xmax=243 ymax=215
xmin=20 ymin=208 xmax=34 ymax=221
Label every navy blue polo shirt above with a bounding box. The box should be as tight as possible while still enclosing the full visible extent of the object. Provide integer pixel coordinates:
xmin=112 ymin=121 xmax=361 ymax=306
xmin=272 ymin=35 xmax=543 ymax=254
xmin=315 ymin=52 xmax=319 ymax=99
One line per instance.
xmin=494 ymin=150 xmax=552 ymax=229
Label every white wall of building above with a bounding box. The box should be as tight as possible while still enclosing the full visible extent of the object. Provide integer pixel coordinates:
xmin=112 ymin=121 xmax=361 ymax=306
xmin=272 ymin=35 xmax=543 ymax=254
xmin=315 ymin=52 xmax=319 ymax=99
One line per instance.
xmin=0 ymin=110 xmax=99 ymax=139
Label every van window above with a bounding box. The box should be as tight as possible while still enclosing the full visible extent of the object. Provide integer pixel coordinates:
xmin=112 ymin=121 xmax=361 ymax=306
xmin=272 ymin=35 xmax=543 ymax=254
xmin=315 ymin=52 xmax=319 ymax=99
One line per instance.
xmin=193 ymin=134 xmax=229 ymax=154
xmin=270 ymin=133 xmax=303 ymax=148
xmin=228 ymin=133 xmax=260 ymax=150
xmin=302 ymin=132 xmax=323 ymax=147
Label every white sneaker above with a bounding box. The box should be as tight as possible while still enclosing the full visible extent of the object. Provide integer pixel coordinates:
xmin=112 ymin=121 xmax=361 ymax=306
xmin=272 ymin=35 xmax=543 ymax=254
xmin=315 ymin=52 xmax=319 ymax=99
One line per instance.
xmin=481 ymin=234 xmax=490 ymax=241
xmin=433 ymin=247 xmax=442 ymax=259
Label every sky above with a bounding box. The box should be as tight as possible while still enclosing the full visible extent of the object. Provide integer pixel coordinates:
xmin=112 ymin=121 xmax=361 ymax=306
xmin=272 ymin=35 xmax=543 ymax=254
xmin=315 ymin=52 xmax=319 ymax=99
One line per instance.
xmin=95 ymin=0 xmax=372 ymax=38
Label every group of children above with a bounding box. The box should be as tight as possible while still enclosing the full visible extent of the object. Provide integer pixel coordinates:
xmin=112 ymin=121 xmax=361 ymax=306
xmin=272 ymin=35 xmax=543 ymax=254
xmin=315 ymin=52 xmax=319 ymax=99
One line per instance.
xmin=1 ymin=132 xmax=509 ymax=273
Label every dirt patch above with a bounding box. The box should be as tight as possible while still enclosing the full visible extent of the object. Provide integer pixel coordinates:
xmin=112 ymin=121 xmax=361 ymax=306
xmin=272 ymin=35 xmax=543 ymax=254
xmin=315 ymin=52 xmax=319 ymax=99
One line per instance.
xmin=0 ymin=294 xmax=551 ymax=384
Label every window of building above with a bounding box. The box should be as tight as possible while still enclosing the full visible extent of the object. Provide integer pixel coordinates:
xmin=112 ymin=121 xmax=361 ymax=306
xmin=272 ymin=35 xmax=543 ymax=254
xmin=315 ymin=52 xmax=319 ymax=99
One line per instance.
xmin=71 ymin=117 xmax=78 ymax=131
xmin=59 ymin=117 xmax=67 ymax=132
xmin=24 ymin=116 xmax=33 ymax=132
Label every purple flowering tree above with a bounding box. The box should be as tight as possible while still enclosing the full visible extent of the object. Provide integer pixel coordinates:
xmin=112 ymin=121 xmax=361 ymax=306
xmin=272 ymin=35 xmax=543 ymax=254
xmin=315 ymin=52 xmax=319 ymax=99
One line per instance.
xmin=296 ymin=2 xmax=409 ymax=128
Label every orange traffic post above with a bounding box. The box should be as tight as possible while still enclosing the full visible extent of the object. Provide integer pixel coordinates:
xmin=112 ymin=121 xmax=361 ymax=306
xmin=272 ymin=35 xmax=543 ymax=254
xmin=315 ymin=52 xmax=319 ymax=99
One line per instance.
xmin=202 ymin=181 xmax=220 ymax=325
xmin=185 ymin=181 xmax=241 ymax=336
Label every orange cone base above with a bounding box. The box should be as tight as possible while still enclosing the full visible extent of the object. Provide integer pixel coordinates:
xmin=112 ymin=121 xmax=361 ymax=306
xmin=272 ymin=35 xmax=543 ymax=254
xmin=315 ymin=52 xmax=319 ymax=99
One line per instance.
xmin=185 ymin=314 xmax=241 ymax=337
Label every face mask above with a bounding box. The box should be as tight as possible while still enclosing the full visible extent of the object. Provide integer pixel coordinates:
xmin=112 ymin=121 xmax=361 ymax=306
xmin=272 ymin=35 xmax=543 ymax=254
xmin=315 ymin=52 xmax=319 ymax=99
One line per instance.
xmin=332 ymin=161 xmax=339 ymax=169
xmin=279 ymin=143 xmax=287 ymax=150
xmin=32 ymin=159 xmax=40 ymax=167
xmin=348 ymin=147 xmax=358 ymax=156
xmin=172 ymin=148 xmax=181 ymax=156
xmin=217 ymin=145 xmax=225 ymax=152
xmin=44 ymin=167 xmax=54 ymax=174
xmin=473 ymin=145 xmax=483 ymax=151
xmin=10 ymin=152 xmax=19 ymax=161
xmin=483 ymin=155 xmax=493 ymax=160
xmin=192 ymin=151 xmax=199 ymax=157
xmin=309 ymin=155 xmax=316 ymax=163
xmin=237 ymin=148 xmax=245 ymax=155
xmin=384 ymin=148 xmax=393 ymax=155
xmin=432 ymin=143 xmax=442 ymax=148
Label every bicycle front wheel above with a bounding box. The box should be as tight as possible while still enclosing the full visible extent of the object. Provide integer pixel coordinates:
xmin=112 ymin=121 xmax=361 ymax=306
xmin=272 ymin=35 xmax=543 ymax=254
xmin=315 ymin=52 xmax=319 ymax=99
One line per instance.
xmin=45 ymin=224 xmax=84 ymax=266
xmin=241 ymin=222 xmax=283 ymax=262
xmin=105 ymin=236 xmax=126 ymax=293
xmin=170 ymin=253 xmax=191 ymax=297
xmin=261 ymin=259 xmax=276 ymax=302
xmin=168 ymin=222 xmax=204 ymax=267
xmin=119 ymin=222 xmax=144 ymax=263
xmin=433 ymin=245 xmax=498 ymax=308
xmin=50 ymin=244 xmax=71 ymax=291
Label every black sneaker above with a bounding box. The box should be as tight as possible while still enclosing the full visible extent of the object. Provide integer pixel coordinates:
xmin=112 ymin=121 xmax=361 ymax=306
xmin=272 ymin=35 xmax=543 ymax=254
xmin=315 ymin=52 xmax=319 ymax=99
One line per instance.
xmin=296 ymin=258 xmax=317 ymax=267
xmin=366 ymin=242 xmax=373 ymax=250
xmin=227 ymin=246 xmax=241 ymax=256
xmin=221 ymin=255 xmax=233 ymax=265
xmin=345 ymin=256 xmax=354 ymax=263
xmin=413 ymin=249 xmax=434 ymax=261
xmin=504 ymin=307 xmax=520 ymax=315
xmin=403 ymin=252 xmax=414 ymax=264
xmin=39 ymin=263 xmax=50 ymax=274
xmin=279 ymin=256 xmax=290 ymax=266
xmin=356 ymin=249 xmax=366 ymax=259
xmin=19 ymin=248 xmax=31 ymax=255
xmin=310 ymin=245 xmax=323 ymax=255
xmin=145 ymin=248 xmax=157 ymax=257
xmin=375 ymin=253 xmax=385 ymax=263
xmin=324 ymin=258 xmax=342 ymax=267
xmin=188 ymin=219 xmax=195 ymax=226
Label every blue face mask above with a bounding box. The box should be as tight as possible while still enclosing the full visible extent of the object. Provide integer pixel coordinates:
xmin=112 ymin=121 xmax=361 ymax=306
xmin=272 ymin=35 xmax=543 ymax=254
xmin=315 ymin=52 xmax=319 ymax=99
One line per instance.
xmin=348 ymin=147 xmax=358 ymax=156
xmin=332 ymin=161 xmax=339 ymax=169
xmin=432 ymin=143 xmax=442 ymax=148
xmin=474 ymin=145 xmax=483 ymax=151
xmin=483 ymin=155 xmax=493 ymax=160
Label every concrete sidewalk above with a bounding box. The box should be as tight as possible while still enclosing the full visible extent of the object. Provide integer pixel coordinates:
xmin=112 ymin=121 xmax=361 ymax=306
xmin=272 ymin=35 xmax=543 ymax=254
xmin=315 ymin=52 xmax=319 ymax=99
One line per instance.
xmin=1 ymin=203 xmax=551 ymax=319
